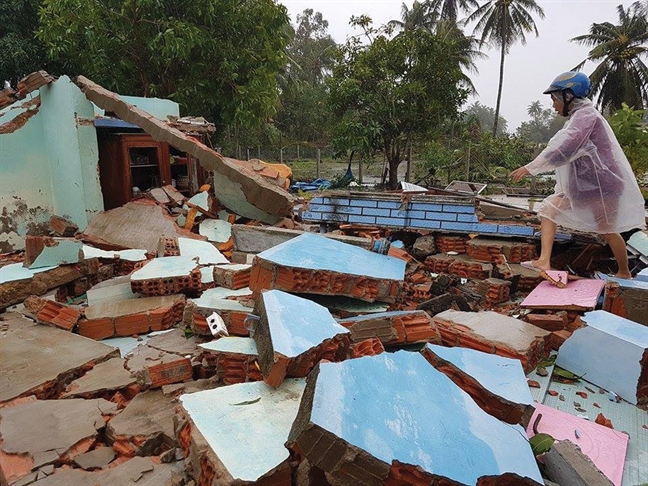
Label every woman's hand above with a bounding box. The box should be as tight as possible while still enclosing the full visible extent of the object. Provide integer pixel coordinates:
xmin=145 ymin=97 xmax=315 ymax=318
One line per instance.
xmin=510 ymin=166 xmax=530 ymax=182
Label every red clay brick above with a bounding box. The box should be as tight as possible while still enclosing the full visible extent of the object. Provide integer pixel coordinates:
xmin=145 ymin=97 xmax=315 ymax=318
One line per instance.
xmin=78 ymin=318 xmax=115 ymax=340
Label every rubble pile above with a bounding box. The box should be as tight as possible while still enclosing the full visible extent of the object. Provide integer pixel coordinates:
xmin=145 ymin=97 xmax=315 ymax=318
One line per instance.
xmin=1 ymin=165 xmax=647 ymax=485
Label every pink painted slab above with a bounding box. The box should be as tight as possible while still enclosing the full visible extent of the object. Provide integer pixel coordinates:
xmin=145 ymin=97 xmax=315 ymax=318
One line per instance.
xmin=521 ymin=275 xmax=605 ymax=309
xmin=527 ymin=402 xmax=628 ymax=486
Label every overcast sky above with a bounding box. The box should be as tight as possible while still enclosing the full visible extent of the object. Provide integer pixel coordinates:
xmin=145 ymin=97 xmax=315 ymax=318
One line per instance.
xmin=280 ymin=0 xmax=626 ymax=131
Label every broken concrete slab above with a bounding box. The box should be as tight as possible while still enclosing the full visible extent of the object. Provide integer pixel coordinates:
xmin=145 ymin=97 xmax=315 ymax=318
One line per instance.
xmin=24 ymin=236 xmax=83 ymax=269
xmin=521 ymin=274 xmax=605 ymax=311
xmin=231 ymin=224 xmax=372 ymax=254
xmin=601 ymin=275 xmax=648 ymax=326
xmin=130 ymin=256 xmax=201 ymax=296
xmin=106 ymin=390 xmax=177 ymax=457
xmin=287 ymin=351 xmax=543 ymax=485
xmin=29 ymin=456 xmax=182 ymax=486
xmin=200 ymin=337 xmax=263 ymax=385
xmin=0 ymin=259 xmax=99 ymax=310
xmin=73 ymin=446 xmax=116 ymax=470
xmin=555 ymin=310 xmax=648 ymax=405
xmin=250 ymin=233 xmax=405 ymax=303
xmin=212 ymin=264 xmax=252 ymax=290
xmin=433 ymin=310 xmax=551 ymax=373
xmin=177 ymin=237 xmax=228 ymax=265
xmin=253 ymin=290 xmax=351 ymax=387
xmin=0 ymin=318 xmax=119 ymax=404
xmin=544 ymin=440 xmax=614 ymax=486
xmin=527 ymin=403 xmax=628 ymax=486
xmin=422 ymin=344 xmax=535 ymax=426
xmin=81 ymin=200 xmax=205 ymax=253
xmin=179 ymin=379 xmax=306 ymax=485
xmin=62 ymin=357 xmax=137 ymax=399
xmin=81 ymin=245 xmax=147 ymax=262
xmin=76 ymin=76 xmax=294 ymax=223
xmin=199 ymin=218 xmax=232 ymax=244
xmin=79 ymin=294 xmax=185 ymax=340
xmin=86 ymin=275 xmax=140 ymax=306
xmin=0 ymin=263 xmax=58 ymax=285
xmin=0 ymin=398 xmax=117 ymax=485
xmin=336 ymin=310 xmax=441 ymax=346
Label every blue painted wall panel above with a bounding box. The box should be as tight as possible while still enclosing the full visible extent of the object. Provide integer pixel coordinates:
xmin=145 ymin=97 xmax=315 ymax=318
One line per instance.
xmin=426 ymin=212 xmax=458 ymax=222
xmin=408 ymin=219 xmax=441 ymax=230
xmin=347 ymin=215 xmax=378 ymax=225
xmin=349 ymin=199 xmax=379 ymax=208
xmin=443 ymin=204 xmax=476 ymax=214
xmin=376 ymin=217 xmax=406 ymax=227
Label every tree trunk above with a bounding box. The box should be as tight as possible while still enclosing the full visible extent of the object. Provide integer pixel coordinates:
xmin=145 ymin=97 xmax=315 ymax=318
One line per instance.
xmin=492 ymin=14 xmax=508 ymax=136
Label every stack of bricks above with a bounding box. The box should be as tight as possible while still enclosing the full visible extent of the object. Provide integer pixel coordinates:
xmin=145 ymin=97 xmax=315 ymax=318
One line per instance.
xmin=466 ymin=238 xmax=536 ymax=264
xmin=23 ymin=295 xmax=82 ymax=331
xmin=448 ymin=258 xmax=493 ymax=280
xmin=475 ymin=278 xmax=512 ymax=306
xmin=78 ymin=295 xmax=185 ymax=340
xmin=435 ymin=235 xmax=469 ymax=254
xmin=424 ymin=254 xmax=456 ymax=274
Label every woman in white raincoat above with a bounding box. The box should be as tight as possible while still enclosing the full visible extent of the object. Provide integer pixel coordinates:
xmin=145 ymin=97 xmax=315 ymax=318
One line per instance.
xmin=511 ymin=71 xmax=645 ymax=279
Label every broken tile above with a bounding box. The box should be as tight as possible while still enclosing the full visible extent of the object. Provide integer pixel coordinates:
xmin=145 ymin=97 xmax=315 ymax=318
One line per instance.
xmin=25 ymin=236 xmax=83 ymax=269
xmin=250 ymin=233 xmax=405 ymax=303
xmin=177 ymin=237 xmax=228 ymax=265
xmin=62 ymin=358 xmax=137 ymax=399
xmin=199 ymin=218 xmax=232 ymax=243
xmin=106 ymin=390 xmax=176 ymax=457
xmin=433 ymin=310 xmax=551 ymax=373
xmin=0 ymin=398 xmax=117 ymax=485
xmin=254 ymin=290 xmax=351 ymax=387
xmin=555 ymin=310 xmax=648 ymax=405
xmin=0 ymin=319 xmax=119 ymax=404
xmin=521 ymin=275 xmax=605 ymax=311
xmin=336 ymin=310 xmax=441 ymax=346
xmin=79 ymin=294 xmax=185 ymax=339
xmin=179 ymin=379 xmax=305 ymax=484
xmin=200 ymin=337 xmax=263 ymax=385
xmin=527 ymin=403 xmax=628 ymax=486
xmin=287 ymin=352 xmax=543 ymax=485
xmin=130 ymin=257 xmax=201 ymax=296
xmin=422 ymin=344 xmax=535 ymax=426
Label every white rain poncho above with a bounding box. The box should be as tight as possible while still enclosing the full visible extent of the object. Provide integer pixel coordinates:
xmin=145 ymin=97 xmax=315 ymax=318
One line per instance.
xmin=525 ymin=98 xmax=645 ymax=234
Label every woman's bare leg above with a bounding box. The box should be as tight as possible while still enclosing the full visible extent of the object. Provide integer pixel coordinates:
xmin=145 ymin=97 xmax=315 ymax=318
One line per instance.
xmin=532 ymin=217 xmax=556 ymax=271
xmin=602 ymin=233 xmax=632 ymax=278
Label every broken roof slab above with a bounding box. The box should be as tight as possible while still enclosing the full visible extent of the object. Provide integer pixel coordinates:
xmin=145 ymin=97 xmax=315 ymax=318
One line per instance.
xmin=527 ymin=403 xmax=628 ymax=486
xmin=252 ymin=233 xmax=405 ymax=303
xmin=423 ymin=343 xmax=534 ymax=426
xmin=555 ymin=310 xmax=648 ymax=405
xmin=288 ymin=351 xmax=543 ymax=485
xmin=177 ymin=237 xmax=228 ymax=265
xmin=75 ymin=76 xmax=294 ymax=223
xmin=521 ymin=274 xmax=605 ymax=310
xmin=180 ymin=378 xmax=306 ymax=483
xmin=0 ymin=318 xmax=119 ymax=404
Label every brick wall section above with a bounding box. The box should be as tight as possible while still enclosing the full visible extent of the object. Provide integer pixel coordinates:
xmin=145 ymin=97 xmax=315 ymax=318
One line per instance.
xmin=24 ymin=295 xmax=81 ymax=331
xmin=157 ymin=236 xmax=181 ymax=257
xmin=467 ymin=238 xmax=536 ymax=264
xmin=435 ymin=235 xmax=469 ymax=254
xmin=301 ymin=194 xmax=535 ymax=237
xmin=212 ymin=265 xmax=251 ymax=290
xmin=202 ymin=350 xmax=263 ymax=385
xmin=131 ymin=267 xmax=202 ymax=296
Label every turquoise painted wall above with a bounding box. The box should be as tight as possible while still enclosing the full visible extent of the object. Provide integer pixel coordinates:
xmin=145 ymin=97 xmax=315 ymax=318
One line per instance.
xmin=93 ymin=95 xmax=179 ymax=120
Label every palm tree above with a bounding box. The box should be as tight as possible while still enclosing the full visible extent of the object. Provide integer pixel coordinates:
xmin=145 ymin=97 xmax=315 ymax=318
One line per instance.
xmin=427 ymin=0 xmax=480 ymax=22
xmin=467 ymin=0 xmax=545 ymax=135
xmin=387 ymin=1 xmax=436 ymax=33
xmin=571 ymin=1 xmax=648 ymax=113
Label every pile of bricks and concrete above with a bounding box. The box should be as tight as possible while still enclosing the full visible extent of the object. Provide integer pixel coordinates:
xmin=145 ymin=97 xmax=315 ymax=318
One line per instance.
xmin=1 ymin=182 xmax=647 ymax=486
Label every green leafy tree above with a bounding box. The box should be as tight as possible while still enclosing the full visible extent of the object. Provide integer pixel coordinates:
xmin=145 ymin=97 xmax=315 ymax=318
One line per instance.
xmin=609 ymin=103 xmax=648 ymax=173
xmin=0 ymin=0 xmax=64 ymax=85
xmin=275 ymin=9 xmax=338 ymax=144
xmin=387 ymin=1 xmax=436 ymax=33
xmin=468 ymin=0 xmax=545 ymax=135
xmin=328 ymin=17 xmax=468 ymax=189
xmin=516 ymin=100 xmax=564 ymax=143
xmin=37 ymin=0 xmax=291 ymax=131
xmin=427 ymin=0 xmax=479 ymax=22
xmin=571 ymin=1 xmax=648 ymax=113
xmin=463 ymin=101 xmax=508 ymax=135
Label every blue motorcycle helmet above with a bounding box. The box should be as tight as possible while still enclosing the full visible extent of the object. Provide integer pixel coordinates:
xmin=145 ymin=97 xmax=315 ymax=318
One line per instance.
xmin=543 ymin=72 xmax=591 ymax=116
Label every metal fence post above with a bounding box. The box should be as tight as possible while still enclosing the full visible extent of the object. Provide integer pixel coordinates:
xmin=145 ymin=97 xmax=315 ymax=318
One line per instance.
xmin=316 ymin=149 xmax=321 ymax=179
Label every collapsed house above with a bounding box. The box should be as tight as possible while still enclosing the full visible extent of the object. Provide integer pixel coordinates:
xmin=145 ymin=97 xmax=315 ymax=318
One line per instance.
xmin=0 ymin=71 xmax=647 ymax=486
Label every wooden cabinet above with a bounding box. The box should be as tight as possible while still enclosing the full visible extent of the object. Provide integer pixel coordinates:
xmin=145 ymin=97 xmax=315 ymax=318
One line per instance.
xmin=98 ymin=133 xmax=172 ymax=210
